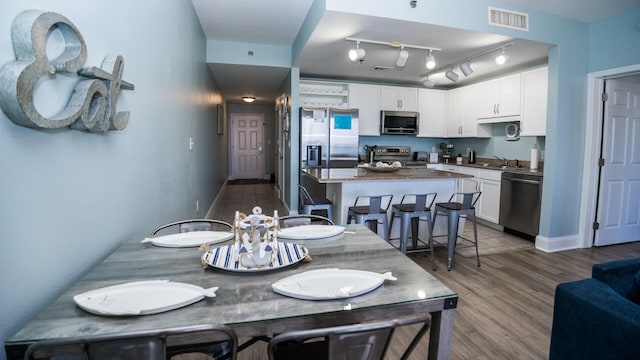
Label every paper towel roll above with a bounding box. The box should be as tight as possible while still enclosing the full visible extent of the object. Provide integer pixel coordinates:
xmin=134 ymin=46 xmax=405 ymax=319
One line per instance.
xmin=530 ymin=148 xmax=538 ymax=170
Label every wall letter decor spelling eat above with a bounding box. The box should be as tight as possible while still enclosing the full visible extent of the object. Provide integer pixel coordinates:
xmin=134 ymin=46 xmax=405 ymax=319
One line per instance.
xmin=0 ymin=10 xmax=134 ymax=132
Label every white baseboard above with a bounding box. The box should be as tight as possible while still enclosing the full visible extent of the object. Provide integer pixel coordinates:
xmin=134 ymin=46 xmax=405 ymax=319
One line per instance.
xmin=206 ymin=179 xmax=229 ymax=219
xmin=535 ymin=233 xmax=582 ymax=253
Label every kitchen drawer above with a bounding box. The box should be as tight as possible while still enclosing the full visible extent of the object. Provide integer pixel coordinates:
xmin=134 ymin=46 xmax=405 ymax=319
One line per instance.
xmin=458 ymin=167 xmax=478 ymax=176
xmin=475 ymin=168 xmax=502 ymax=181
xmin=442 ymin=164 xmax=461 ymax=173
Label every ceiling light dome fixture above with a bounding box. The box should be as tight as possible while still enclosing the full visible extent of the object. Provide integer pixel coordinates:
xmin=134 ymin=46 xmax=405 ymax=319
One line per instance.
xmin=425 ymin=49 xmax=436 ymax=70
xmin=395 ymin=47 xmax=409 ymax=68
xmin=445 ymin=69 xmax=459 ymax=82
xmin=242 ymin=96 xmax=256 ymax=103
xmin=495 ymin=48 xmax=509 ymax=65
xmin=459 ymin=61 xmax=473 ymax=76
xmin=348 ymin=41 xmax=366 ymax=62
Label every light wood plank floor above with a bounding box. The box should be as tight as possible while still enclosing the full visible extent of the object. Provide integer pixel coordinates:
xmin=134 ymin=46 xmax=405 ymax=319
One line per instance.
xmin=210 ymin=183 xmax=640 ymax=359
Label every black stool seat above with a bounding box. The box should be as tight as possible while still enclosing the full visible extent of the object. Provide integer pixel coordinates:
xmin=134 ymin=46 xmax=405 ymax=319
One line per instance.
xmin=349 ymin=206 xmax=386 ymax=215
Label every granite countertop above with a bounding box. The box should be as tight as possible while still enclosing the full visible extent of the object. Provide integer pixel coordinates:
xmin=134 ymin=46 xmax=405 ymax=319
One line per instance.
xmin=443 ymin=162 xmax=544 ymax=176
xmin=302 ymin=167 xmax=472 ymax=183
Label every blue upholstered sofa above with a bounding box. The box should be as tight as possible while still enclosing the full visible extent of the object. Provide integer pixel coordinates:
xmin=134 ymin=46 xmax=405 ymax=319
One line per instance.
xmin=549 ymin=257 xmax=640 ymax=359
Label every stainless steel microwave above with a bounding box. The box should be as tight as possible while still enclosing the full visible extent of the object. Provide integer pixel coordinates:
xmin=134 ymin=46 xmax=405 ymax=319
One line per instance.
xmin=380 ymin=110 xmax=419 ymax=135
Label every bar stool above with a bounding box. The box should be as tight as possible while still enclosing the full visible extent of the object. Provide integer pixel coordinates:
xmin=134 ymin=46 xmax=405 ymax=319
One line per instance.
xmin=388 ymin=193 xmax=437 ymax=258
xmin=298 ymin=184 xmax=333 ymax=222
xmin=347 ymin=195 xmax=392 ymax=240
xmin=431 ymin=191 xmax=481 ymax=271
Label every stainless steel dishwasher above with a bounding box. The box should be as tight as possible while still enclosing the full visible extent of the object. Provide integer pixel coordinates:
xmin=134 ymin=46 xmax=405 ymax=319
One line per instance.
xmin=499 ymin=172 xmax=543 ymax=239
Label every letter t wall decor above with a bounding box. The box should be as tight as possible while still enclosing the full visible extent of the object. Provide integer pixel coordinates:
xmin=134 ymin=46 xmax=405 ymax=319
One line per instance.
xmin=0 ymin=10 xmax=134 ymax=132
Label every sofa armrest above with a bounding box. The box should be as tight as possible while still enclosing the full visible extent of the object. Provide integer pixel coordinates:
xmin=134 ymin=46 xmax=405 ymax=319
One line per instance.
xmin=549 ymin=278 xmax=640 ymax=360
xmin=592 ymin=257 xmax=640 ymax=295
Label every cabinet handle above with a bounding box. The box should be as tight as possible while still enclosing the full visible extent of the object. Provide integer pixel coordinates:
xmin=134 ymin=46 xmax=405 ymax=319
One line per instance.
xmin=497 ymin=104 xmax=500 ymax=114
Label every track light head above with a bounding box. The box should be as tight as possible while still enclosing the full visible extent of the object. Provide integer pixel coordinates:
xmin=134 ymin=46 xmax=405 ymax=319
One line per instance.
xmin=395 ymin=47 xmax=409 ymax=68
xmin=495 ymin=48 xmax=509 ymax=65
xmin=425 ymin=50 xmax=436 ymax=70
xmin=445 ymin=69 xmax=459 ymax=82
xmin=348 ymin=41 xmax=366 ymax=62
xmin=460 ymin=62 xmax=473 ymax=76
xmin=422 ymin=78 xmax=435 ymax=88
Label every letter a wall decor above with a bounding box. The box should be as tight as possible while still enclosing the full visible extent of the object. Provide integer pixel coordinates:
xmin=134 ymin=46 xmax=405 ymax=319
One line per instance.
xmin=0 ymin=10 xmax=134 ymax=132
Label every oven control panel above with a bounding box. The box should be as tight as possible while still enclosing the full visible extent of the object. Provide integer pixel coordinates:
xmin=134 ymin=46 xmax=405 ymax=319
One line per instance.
xmin=374 ymin=146 xmax=412 ymax=161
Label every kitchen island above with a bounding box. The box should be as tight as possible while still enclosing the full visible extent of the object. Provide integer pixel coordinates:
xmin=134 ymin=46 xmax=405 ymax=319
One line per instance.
xmin=302 ymin=167 xmax=472 ymax=236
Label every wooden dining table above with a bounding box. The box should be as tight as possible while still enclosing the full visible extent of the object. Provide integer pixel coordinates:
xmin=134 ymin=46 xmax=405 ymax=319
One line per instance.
xmin=5 ymin=224 xmax=458 ymax=360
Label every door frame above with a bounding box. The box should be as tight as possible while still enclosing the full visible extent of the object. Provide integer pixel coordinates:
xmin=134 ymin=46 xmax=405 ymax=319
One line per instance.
xmin=579 ymin=63 xmax=640 ymax=248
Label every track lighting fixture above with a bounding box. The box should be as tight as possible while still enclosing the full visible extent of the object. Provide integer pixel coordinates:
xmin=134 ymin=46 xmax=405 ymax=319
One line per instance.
xmin=345 ymin=37 xmax=439 ymax=69
xmin=422 ymin=77 xmax=435 ymax=88
xmin=495 ymin=48 xmax=508 ymax=65
xmin=425 ymin=49 xmax=436 ymax=70
xmin=459 ymin=62 xmax=473 ymax=76
xmin=348 ymin=41 xmax=366 ymax=62
xmin=445 ymin=69 xmax=459 ymax=82
xmin=395 ymin=47 xmax=409 ymax=68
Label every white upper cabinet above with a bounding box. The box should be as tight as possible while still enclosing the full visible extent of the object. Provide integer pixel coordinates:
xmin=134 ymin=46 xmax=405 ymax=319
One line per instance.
xmin=520 ymin=66 xmax=548 ymax=136
xmin=349 ymin=83 xmax=381 ymax=136
xmin=447 ymin=86 xmax=490 ymax=138
xmin=475 ymin=73 xmax=521 ymax=120
xmin=379 ymin=86 xmax=418 ymax=111
xmin=417 ymin=89 xmax=447 ymax=137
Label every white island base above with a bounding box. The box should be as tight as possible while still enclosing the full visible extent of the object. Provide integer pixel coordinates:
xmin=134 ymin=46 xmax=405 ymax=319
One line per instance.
xmin=326 ymin=178 xmax=461 ymax=240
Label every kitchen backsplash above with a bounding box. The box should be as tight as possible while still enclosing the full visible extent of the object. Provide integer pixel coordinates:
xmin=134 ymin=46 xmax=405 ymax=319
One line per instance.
xmin=360 ymin=123 xmax=545 ymax=162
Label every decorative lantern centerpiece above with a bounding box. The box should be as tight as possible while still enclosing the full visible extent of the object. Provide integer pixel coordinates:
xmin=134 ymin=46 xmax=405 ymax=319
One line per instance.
xmin=232 ymin=206 xmax=279 ymax=269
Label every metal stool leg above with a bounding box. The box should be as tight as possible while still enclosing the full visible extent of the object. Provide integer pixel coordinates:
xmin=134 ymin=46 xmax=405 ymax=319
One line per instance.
xmin=470 ymin=212 xmax=480 ymax=267
xmin=446 ymin=210 xmax=460 ymax=271
xmin=381 ymin=214 xmax=389 ymax=242
xmin=398 ymin=212 xmax=411 ymax=254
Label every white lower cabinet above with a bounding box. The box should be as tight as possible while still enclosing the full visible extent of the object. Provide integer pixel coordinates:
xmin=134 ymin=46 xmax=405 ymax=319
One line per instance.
xmin=458 ymin=167 xmax=502 ymax=224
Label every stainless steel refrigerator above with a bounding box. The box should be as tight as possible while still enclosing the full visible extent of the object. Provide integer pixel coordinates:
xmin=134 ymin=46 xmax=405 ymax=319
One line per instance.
xmin=300 ymin=107 xmax=359 ymax=169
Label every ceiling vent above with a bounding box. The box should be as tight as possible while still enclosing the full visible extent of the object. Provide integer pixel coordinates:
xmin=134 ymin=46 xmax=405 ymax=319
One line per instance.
xmin=488 ymin=7 xmax=529 ymax=31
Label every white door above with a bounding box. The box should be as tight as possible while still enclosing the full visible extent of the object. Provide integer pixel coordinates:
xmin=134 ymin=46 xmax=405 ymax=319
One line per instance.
xmin=231 ymin=113 xmax=264 ymax=180
xmin=595 ymin=78 xmax=640 ymax=245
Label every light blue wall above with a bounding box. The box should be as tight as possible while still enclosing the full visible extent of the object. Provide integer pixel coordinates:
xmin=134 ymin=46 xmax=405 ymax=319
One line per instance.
xmin=0 ymin=1 xmax=226 ymax=358
xmin=588 ymin=7 xmax=640 ymax=73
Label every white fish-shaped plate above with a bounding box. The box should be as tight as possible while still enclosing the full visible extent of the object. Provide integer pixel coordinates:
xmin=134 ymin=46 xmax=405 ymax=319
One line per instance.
xmin=277 ymin=225 xmax=345 ymax=240
xmin=272 ymin=268 xmax=397 ymax=300
xmin=73 ymin=280 xmax=218 ymax=316
xmin=141 ymin=231 xmax=234 ymax=248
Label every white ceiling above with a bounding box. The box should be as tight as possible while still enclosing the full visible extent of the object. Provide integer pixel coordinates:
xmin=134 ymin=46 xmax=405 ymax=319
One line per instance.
xmin=191 ymin=0 xmax=640 ymax=104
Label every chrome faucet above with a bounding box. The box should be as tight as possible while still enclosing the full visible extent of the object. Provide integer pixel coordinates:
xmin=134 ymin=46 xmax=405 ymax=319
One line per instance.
xmin=494 ymin=156 xmax=508 ymax=166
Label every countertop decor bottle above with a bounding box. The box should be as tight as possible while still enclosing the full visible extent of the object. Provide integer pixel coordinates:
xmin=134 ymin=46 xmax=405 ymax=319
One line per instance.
xmin=468 ymin=148 xmax=476 ymax=163
xmin=530 ymin=144 xmax=539 ymax=170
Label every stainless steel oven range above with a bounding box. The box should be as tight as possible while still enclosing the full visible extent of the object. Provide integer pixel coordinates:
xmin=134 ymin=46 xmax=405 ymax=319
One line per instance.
xmin=373 ymin=146 xmax=426 ymax=167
